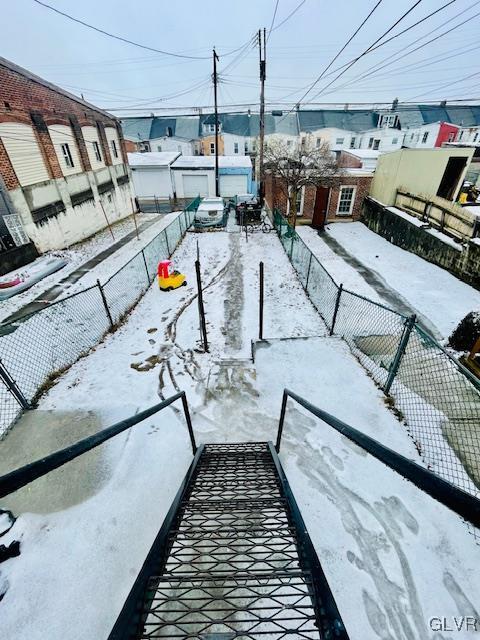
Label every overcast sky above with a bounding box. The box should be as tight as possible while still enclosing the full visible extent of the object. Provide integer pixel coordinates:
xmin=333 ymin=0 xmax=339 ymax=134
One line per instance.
xmin=3 ymin=0 xmax=480 ymax=115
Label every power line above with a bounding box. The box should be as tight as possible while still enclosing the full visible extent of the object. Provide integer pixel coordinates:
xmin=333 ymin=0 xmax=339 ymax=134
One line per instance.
xmin=270 ymin=0 xmax=307 ymax=33
xmin=408 ymin=70 xmax=480 ymax=99
xmin=32 ymin=0 xmax=252 ymax=60
xmin=313 ymin=2 xmax=480 ymax=101
xmin=267 ymin=0 xmax=280 ymax=41
xmin=275 ymin=0 xmax=385 ymax=124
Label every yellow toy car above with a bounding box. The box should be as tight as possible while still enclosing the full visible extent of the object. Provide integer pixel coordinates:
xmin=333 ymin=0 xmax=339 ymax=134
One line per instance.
xmin=158 ymin=260 xmax=187 ymax=291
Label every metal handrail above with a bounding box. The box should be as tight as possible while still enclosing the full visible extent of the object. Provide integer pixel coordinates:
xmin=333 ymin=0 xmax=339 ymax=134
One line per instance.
xmin=276 ymin=388 xmax=480 ymax=528
xmin=0 ymin=391 xmax=196 ymax=499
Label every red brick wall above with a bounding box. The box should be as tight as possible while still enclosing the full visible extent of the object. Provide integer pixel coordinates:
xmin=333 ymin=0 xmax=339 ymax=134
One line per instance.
xmin=267 ymin=172 xmax=372 ymax=223
xmin=0 ymin=61 xmax=125 ymax=189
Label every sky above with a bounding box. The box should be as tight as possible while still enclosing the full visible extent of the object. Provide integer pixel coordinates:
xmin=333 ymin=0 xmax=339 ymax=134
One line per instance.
xmin=2 ymin=0 xmax=480 ymax=115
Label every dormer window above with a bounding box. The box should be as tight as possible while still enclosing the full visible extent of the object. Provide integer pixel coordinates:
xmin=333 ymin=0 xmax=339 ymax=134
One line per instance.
xmin=203 ymin=123 xmax=221 ymax=134
xmin=378 ymin=114 xmax=398 ymax=128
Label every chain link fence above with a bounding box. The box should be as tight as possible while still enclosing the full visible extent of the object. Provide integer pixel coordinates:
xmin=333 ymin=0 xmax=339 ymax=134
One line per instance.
xmin=273 ymin=211 xmax=480 ymax=516
xmin=0 ymin=199 xmax=199 ymax=437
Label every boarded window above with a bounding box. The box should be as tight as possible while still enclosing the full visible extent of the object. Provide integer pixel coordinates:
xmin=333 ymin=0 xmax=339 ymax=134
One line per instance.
xmin=0 ymin=122 xmax=49 ymax=186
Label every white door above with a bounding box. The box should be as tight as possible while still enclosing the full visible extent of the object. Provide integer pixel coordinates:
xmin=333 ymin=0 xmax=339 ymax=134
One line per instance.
xmin=183 ymin=174 xmax=209 ymax=197
xmin=219 ymin=174 xmax=248 ymax=197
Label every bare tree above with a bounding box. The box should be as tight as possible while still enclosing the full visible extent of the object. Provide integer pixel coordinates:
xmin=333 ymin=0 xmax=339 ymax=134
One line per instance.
xmin=264 ymin=137 xmax=342 ymax=228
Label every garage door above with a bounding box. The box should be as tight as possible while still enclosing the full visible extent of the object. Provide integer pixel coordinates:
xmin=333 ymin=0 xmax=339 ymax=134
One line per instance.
xmin=183 ymin=174 xmax=209 ymax=197
xmin=220 ymin=174 xmax=248 ymax=197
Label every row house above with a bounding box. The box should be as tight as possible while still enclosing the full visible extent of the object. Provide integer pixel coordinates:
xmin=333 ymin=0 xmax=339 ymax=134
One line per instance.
xmin=0 ymin=56 xmax=134 ymax=272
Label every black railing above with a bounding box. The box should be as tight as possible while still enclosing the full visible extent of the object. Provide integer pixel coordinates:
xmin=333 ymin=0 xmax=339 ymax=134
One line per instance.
xmin=276 ymin=389 xmax=480 ymax=530
xmin=0 ymin=392 xmax=196 ymax=500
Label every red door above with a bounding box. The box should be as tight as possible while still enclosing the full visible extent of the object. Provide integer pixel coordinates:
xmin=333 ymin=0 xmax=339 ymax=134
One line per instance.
xmin=312 ymin=187 xmax=330 ymax=229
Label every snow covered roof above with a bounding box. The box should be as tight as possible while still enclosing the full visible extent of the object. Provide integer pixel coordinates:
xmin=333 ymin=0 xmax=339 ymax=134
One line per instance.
xmin=345 ymin=149 xmax=381 ymax=159
xmin=121 ymin=118 xmax=154 ymax=141
xmin=171 ymin=155 xmax=252 ymax=169
xmin=128 ymin=151 xmax=180 ymax=167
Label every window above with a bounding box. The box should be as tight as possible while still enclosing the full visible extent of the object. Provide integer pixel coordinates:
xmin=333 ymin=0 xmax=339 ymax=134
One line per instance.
xmin=410 ymin=133 xmax=414 ymax=141
xmin=392 ymin=137 xmax=398 ymax=145
xmin=210 ymin=142 xmax=215 ymax=154
xmin=337 ymin=186 xmax=356 ymax=215
xmin=335 ymin=138 xmax=344 ymax=145
xmin=244 ymin=141 xmax=248 ymax=153
xmin=287 ymin=140 xmax=292 ymax=147
xmin=459 ymin=131 xmax=463 ymax=140
xmin=379 ymin=114 xmax=397 ymax=128
xmin=110 ymin=139 xmax=119 ymax=158
xmin=368 ymin=137 xmax=374 ymax=148
xmin=422 ymin=132 xmax=429 ymax=144
xmin=474 ymin=133 xmax=478 ymax=142
xmin=448 ymin=132 xmax=455 ymax=142
xmin=61 ymin=143 xmax=74 ymax=168
xmin=373 ymin=139 xmax=380 ymax=150
xmin=157 ymin=145 xmax=162 ymax=151
xmin=350 ymin=137 xmax=356 ymax=148
xmin=234 ymin=142 xmax=239 ymax=154
xmin=316 ymin=137 xmax=321 ymax=148
xmin=93 ymin=141 xmax=102 ymax=162
xmin=252 ymin=141 xmax=256 ymax=151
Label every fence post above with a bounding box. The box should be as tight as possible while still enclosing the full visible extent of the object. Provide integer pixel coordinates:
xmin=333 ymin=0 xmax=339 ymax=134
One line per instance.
xmin=305 ymin=252 xmax=313 ymax=290
xmin=141 ymin=248 xmax=150 ymax=283
xmin=384 ymin=314 xmax=416 ymax=394
xmin=97 ymin=279 xmax=114 ymax=330
xmin=165 ymin=228 xmax=171 ymax=256
xmin=0 ymin=358 xmax=31 ymax=410
xmin=329 ymin=283 xmax=343 ymax=336
xmin=195 ymin=260 xmax=209 ymax=352
xmin=259 ymin=261 xmax=264 ymax=340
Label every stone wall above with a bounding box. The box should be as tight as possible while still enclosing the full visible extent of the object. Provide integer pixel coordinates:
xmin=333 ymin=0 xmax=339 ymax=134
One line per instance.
xmin=362 ymin=196 xmax=480 ymax=289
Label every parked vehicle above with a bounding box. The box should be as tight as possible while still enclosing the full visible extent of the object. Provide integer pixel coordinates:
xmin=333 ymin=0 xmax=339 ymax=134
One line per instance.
xmin=234 ymin=194 xmax=261 ymax=224
xmin=194 ymin=197 xmax=227 ymax=228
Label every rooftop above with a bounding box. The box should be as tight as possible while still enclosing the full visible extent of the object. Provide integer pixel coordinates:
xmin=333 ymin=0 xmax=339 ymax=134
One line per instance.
xmin=127 ymin=151 xmax=180 ymax=166
xmin=171 ymin=155 xmax=252 ymax=169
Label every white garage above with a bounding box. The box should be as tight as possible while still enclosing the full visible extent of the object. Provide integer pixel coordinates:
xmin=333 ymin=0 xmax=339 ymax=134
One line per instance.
xmin=182 ymin=174 xmax=209 ymax=198
xmin=219 ymin=174 xmax=249 ymax=197
xmin=127 ymin=151 xmax=179 ymax=198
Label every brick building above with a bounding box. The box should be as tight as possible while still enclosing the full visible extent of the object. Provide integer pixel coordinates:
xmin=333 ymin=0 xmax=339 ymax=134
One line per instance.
xmin=265 ymin=169 xmax=373 ymax=229
xmin=0 ymin=56 xmax=134 ymax=272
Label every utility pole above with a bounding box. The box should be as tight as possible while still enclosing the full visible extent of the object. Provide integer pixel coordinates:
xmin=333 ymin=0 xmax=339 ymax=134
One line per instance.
xmin=213 ymin=48 xmax=220 ymax=197
xmin=259 ymin=28 xmax=266 ymax=207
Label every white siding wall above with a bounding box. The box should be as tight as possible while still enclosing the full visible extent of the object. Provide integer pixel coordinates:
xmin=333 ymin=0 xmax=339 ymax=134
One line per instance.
xmin=402 ymin=123 xmax=440 ymax=149
xmin=105 ymin=127 xmax=123 ymax=165
xmin=223 ymin=133 xmax=255 ymax=155
xmin=456 ymin=126 xmax=480 ymax=144
xmin=81 ymin=125 xmax=105 ymax=169
xmin=0 ymin=122 xmax=50 ymax=186
xmin=48 ymin=125 xmax=82 ymax=176
xmin=303 ymin=128 xmax=356 ymax=152
xmin=355 ymin=127 xmax=402 ymax=152
xmin=150 ymin=137 xmax=194 ymax=155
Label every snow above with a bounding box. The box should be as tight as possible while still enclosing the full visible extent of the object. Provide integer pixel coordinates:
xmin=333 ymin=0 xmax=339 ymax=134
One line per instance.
xmin=171 ymin=155 xmax=252 ymax=169
xmin=0 ymin=213 xmax=160 ymax=323
xmin=0 ymin=221 xmax=478 ymax=639
xmin=296 ymin=226 xmax=383 ymax=303
xmin=127 ymin=151 xmax=179 ymax=166
xmin=324 ymin=222 xmax=480 ymax=339
xmin=463 ymin=205 xmax=480 ymax=219
xmin=425 ymin=226 xmax=464 ymax=250
xmin=386 ymin=206 xmax=427 ymax=227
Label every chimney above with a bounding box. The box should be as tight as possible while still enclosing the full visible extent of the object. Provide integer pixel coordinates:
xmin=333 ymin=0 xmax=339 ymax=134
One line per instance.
xmin=391 ymin=98 xmax=398 ymax=111
xmin=440 ymin=100 xmax=447 ymax=107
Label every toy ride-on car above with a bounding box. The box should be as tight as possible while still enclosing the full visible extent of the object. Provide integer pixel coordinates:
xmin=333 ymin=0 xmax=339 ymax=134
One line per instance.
xmin=158 ymin=259 xmax=187 ymax=291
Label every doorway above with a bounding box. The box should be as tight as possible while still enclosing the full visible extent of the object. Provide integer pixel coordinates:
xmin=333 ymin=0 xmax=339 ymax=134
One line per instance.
xmin=312 ymin=187 xmax=330 ymax=229
xmin=437 ymin=157 xmax=468 ymax=200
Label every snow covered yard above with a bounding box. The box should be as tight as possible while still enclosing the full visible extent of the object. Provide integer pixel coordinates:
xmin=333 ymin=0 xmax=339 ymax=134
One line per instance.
xmin=0 ymin=221 xmax=478 ymax=640
xmin=298 ymin=222 xmax=480 ymax=340
xmin=0 ymin=212 xmax=163 ymax=323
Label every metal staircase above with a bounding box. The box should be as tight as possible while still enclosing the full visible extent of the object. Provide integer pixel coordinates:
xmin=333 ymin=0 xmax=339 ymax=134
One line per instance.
xmin=110 ymin=442 xmax=347 ymax=639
